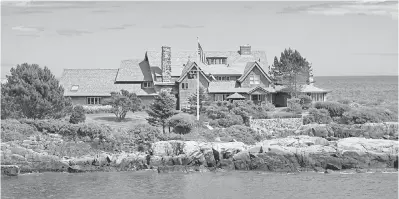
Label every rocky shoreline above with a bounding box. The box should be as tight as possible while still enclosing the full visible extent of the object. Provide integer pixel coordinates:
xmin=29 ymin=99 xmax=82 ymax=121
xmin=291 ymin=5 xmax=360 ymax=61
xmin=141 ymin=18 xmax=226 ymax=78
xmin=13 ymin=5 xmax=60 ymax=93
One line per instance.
xmin=1 ymin=134 xmax=398 ymax=176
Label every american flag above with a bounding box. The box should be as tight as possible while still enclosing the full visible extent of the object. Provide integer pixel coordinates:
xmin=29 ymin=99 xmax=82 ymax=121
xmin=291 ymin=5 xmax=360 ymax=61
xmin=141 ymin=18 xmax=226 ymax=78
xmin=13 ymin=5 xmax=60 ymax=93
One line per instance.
xmin=197 ymin=38 xmax=207 ymax=65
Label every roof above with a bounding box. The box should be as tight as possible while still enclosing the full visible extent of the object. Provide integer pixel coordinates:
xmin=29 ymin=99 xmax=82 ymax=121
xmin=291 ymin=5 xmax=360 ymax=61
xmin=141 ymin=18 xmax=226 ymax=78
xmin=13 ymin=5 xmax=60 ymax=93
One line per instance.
xmin=208 ymin=81 xmax=275 ymax=93
xmin=227 ymin=92 xmax=245 ymax=99
xmin=115 ymin=59 xmax=152 ymax=82
xmin=200 ymin=64 xmax=242 ymax=75
xmin=274 ymin=84 xmax=330 ymax=93
xmin=60 ymin=69 xmax=156 ymax=97
xmin=176 ymin=62 xmax=211 ymax=83
xmin=146 ymin=49 xmax=268 ymax=76
xmin=237 ymin=61 xmax=272 ymax=83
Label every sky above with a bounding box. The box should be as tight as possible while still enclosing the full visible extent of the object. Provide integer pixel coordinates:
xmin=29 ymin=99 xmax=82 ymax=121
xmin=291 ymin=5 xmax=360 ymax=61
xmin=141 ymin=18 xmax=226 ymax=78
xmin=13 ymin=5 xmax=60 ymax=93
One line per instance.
xmin=1 ymin=1 xmax=398 ymax=79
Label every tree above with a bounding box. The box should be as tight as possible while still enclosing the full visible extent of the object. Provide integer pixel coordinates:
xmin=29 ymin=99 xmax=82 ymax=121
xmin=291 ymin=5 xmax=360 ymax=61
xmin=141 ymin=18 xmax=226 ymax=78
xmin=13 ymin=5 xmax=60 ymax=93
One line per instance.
xmin=1 ymin=63 xmax=72 ymax=119
xmin=146 ymin=90 xmax=177 ymax=134
xmin=187 ymin=86 xmax=209 ymax=115
xmin=104 ymin=90 xmax=142 ymax=121
xmin=270 ymin=48 xmax=312 ymax=97
xmin=69 ymin=105 xmax=86 ymax=124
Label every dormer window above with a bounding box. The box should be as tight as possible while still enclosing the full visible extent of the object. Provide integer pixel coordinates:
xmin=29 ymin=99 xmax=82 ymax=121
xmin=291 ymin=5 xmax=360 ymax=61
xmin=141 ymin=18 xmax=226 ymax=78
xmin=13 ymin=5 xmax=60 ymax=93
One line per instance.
xmin=250 ymin=75 xmax=260 ymax=84
xmin=188 ymin=71 xmax=197 ymax=79
xmin=71 ymin=85 xmax=79 ymax=91
xmin=216 ymin=76 xmax=231 ymax=81
xmin=207 ymin=57 xmax=227 ymax=65
xmin=142 ymin=82 xmax=153 ymax=88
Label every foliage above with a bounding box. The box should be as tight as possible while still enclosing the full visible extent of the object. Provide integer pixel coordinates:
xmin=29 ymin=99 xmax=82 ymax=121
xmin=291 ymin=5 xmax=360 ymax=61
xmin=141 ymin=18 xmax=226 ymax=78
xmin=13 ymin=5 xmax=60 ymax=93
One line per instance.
xmin=287 ymin=98 xmax=302 ymax=114
xmin=1 ymin=119 xmax=38 ymax=142
xmin=270 ymin=112 xmax=302 ymax=119
xmin=1 ymin=63 xmax=72 ymax=119
xmin=187 ymin=86 xmax=209 ymax=115
xmin=341 ymin=108 xmax=398 ymax=124
xmin=337 ymin=99 xmax=352 ymax=105
xmin=146 ymin=90 xmax=177 ymax=133
xmin=298 ymin=95 xmax=312 ymax=110
xmin=217 ymin=114 xmax=244 ymax=128
xmin=211 ymin=125 xmax=261 ymax=145
xmin=104 ymin=90 xmax=142 ymax=121
xmin=270 ymin=48 xmax=312 ymax=97
xmin=168 ymin=113 xmax=196 ymax=134
xmin=127 ymin=124 xmax=165 ymax=151
xmin=303 ymin=108 xmax=332 ymax=124
xmin=260 ymin=101 xmax=276 ymax=111
xmin=82 ymin=105 xmax=113 ymax=114
xmin=313 ymin=101 xmax=351 ymax=117
xmin=69 ymin=105 xmax=86 ymax=124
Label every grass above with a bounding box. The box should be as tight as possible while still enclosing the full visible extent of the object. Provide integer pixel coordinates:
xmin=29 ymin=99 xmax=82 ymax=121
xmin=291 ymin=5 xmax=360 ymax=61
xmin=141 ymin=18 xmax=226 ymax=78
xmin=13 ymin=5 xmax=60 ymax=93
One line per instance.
xmin=85 ymin=111 xmax=150 ymax=130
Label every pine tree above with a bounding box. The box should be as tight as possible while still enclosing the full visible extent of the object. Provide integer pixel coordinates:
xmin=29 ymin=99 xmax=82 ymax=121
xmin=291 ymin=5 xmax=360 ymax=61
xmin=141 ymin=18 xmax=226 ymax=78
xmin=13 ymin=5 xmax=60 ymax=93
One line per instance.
xmin=187 ymin=86 xmax=209 ymax=115
xmin=146 ymin=90 xmax=177 ymax=134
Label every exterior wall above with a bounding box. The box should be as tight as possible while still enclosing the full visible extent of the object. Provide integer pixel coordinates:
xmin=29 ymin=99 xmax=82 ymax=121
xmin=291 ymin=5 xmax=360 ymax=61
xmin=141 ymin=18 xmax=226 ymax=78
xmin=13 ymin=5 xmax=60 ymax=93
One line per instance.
xmin=70 ymin=96 xmax=111 ymax=105
xmin=179 ymin=69 xmax=209 ymax=109
xmin=240 ymin=67 xmax=270 ymax=88
xmin=274 ymin=92 xmax=290 ymax=107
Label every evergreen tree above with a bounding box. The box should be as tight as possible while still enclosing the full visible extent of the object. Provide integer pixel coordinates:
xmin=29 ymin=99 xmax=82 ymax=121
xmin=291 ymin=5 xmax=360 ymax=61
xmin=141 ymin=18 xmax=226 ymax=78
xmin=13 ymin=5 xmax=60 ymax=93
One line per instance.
xmin=1 ymin=63 xmax=72 ymax=119
xmin=146 ymin=90 xmax=177 ymax=134
xmin=69 ymin=105 xmax=86 ymax=124
xmin=269 ymin=48 xmax=312 ymax=97
xmin=187 ymin=86 xmax=209 ymax=115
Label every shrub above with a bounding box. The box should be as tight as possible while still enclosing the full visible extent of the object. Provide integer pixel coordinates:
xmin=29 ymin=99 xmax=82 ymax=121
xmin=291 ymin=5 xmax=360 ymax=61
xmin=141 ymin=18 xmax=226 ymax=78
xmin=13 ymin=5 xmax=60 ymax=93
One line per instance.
xmin=82 ymin=105 xmax=113 ymax=114
xmin=168 ymin=113 xmax=196 ymax=134
xmin=287 ymin=98 xmax=302 ymax=113
xmin=104 ymin=90 xmax=142 ymax=121
xmin=260 ymin=101 xmax=276 ymax=111
xmin=69 ymin=105 xmax=86 ymax=124
xmin=1 ymin=119 xmax=38 ymax=142
xmin=218 ymin=114 xmax=244 ymax=128
xmin=337 ymin=99 xmax=352 ymax=105
xmin=303 ymin=108 xmax=332 ymax=124
xmin=127 ymin=124 xmax=165 ymax=151
xmin=298 ymin=95 xmax=312 ymax=110
xmin=314 ymin=101 xmax=351 ymax=117
xmin=341 ymin=108 xmax=398 ymax=124
xmin=270 ymin=112 xmax=302 ymax=118
xmin=219 ymin=125 xmax=260 ymax=145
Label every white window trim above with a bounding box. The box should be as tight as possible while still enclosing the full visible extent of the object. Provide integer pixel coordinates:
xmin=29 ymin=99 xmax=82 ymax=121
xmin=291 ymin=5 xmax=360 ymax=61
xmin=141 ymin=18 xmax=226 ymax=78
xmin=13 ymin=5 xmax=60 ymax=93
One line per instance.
xmin=87 ymin=97 xmax=101 ymax=105
xmin=142 ymin=82 xmax=153 ymax=88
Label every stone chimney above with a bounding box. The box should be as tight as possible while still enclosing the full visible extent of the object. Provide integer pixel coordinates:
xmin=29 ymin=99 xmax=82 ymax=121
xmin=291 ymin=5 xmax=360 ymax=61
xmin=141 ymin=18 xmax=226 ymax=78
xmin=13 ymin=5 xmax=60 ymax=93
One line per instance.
xmin=161 ymin=46 xmax=172 ymax=82
xmin=240 ymin=44 xmax=251 ymax=55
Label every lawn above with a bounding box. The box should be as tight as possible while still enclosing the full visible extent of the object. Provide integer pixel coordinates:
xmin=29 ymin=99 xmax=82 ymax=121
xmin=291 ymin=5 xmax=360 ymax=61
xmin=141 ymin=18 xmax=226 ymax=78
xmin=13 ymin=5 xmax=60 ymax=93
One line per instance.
xmin=85 ymin=111 xmax=150 ymax=129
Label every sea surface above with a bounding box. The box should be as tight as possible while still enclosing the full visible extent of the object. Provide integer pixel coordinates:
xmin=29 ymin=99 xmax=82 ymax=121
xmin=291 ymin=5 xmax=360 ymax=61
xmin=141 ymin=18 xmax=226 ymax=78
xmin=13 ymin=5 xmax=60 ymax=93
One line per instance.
xmin=1 ymin=171 xmax=398 ymax=199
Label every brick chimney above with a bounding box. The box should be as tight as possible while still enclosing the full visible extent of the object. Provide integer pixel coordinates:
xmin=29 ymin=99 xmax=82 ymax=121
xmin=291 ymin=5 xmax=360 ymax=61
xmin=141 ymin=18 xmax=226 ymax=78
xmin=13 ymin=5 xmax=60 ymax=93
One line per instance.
xmin=161 ymin=46 xmax=172 ymax=82
xmin=240 ymin=44 xmax=251 ymax=55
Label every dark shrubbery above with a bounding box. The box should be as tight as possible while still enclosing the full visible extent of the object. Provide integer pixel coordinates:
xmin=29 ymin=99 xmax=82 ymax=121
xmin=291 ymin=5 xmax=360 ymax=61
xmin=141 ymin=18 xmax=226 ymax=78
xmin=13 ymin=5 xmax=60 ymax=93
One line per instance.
xmin=303 ymin=108 xmax=332 ymax=124
xmin=168 ymin=113 xmax=196 ymax=134
xmin=341 ymin=108 xmax=398 ymax=124
xmin=298 ymin=95 xmax=312 ymax=110
xmin=314 ymin=101 xmax=351 ymax=117
xmin=217 ymin=114 xmax=244 ymax=128
xmin=1 ymin=119 xmax=38 ymax=142
xmin=127 ymin=124 xmax=165 ymax=151
xmin=69 ymin=105 xmax=86 ymax=124
xmin=210 ymin=125 xmax=261 ymax=145
xmin=287 ymin=98 xmax=302 ymax=113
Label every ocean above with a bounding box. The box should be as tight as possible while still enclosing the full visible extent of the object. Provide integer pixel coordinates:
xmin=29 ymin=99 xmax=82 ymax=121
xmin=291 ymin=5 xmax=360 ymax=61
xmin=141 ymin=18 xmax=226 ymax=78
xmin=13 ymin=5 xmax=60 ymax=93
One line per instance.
xmin=1 ymin=171 xmax=398 ymax=199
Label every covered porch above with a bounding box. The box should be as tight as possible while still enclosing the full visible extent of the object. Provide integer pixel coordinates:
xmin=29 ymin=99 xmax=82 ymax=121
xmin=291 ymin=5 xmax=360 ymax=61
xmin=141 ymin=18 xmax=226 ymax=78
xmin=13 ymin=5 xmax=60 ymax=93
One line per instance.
xmin=248 ymin=86 xmax=274 ymax=105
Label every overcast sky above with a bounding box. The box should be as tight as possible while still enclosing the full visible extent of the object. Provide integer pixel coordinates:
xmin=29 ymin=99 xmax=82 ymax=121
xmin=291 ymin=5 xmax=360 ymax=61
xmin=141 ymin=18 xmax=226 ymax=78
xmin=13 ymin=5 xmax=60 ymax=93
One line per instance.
xmin=1 ymin=1 xmax=398 ymax=78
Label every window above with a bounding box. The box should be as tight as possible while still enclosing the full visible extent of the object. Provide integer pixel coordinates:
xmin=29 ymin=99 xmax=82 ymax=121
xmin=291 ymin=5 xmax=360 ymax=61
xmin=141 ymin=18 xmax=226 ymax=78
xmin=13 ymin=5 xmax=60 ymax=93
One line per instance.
xmin=216 ymin=76 xmax=231 ymax=81
xmin=222 ymin=76 xmax=226 ymax=81
xmin=87 ymin=97 xmax=101 ymax=105
xmin=70 ymin=85 xmax=79 ymax=91
xmin=215 ymin=94 xmax=223 ymax=101
xmin=188 ymin=71 xmax=197 ymax=79
xmin=226 ymin=76 xmax=230 ymax=81
xmin=181 ymin=83 xmax=189 ymax=90
xmin=142 ymin=82 xmax=153 ymax=88
xmin=250 ymin=75 xmax=260 ymax=84
xmin=207 ymin=57 xmax=227 ymax=65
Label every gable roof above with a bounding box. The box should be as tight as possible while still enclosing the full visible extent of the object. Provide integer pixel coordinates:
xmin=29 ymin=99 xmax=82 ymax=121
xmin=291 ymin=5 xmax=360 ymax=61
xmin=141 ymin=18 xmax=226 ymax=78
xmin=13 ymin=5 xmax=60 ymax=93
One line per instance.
xmin=237 ymin=61 xmax=272 ymax=83
xmin=115 ymin=59 xmax=153 ymax=82
xmin=146 ymin=49 xmax=268 ymax=77
xmin=207 ymin=81 xmax=276 ymax=93
xmin=60 ymin=69 xmax=157 ymax=97
xmin=176 ymin=62 xmax=211 ymax=83
xmin=227 ymin=92 xmax=245 ymax=99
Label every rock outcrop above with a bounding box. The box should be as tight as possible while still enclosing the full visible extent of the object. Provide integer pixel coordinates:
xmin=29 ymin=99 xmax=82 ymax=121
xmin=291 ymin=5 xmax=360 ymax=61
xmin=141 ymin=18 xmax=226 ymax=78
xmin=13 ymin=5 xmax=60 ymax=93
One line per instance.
xmin=1 ymin=135 xmax=397 ymax=174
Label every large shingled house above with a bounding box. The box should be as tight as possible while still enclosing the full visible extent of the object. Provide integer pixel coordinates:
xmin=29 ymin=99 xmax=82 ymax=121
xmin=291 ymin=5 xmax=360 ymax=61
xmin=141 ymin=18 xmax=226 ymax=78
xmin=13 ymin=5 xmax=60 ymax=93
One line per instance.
xmin=60 ymin=44 xmax=329 ymax=109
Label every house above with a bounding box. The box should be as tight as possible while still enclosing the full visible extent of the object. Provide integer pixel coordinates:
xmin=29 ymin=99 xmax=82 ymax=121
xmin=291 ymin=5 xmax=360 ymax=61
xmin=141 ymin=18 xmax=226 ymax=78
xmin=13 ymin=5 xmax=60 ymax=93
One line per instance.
xmin=59 ymin=44 xmax=330 ymax=108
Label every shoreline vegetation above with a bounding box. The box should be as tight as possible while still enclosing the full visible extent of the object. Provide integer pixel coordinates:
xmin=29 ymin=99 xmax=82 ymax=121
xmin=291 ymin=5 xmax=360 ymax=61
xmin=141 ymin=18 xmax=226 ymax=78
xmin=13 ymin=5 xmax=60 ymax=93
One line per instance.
xmin=1 ymin=65 xmax=398 ymax=176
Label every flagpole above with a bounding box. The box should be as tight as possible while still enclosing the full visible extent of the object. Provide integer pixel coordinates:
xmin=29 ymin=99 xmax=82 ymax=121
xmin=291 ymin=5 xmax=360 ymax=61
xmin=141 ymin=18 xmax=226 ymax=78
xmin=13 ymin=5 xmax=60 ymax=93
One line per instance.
xmin=196 ymin=37 xmax=200 ymax=121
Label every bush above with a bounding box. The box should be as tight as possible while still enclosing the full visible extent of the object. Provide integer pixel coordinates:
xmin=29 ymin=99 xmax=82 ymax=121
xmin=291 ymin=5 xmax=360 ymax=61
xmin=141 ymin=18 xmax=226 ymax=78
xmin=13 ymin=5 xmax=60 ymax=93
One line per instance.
xmin=298 ymin=95 xmax=312 ymax=110
xmin=260 ymin=101 xmax=276 ymax=111
xmin=303 ymin=108 xmax=332 ymax=124
xmin=218 ymin=125 xmax=260 ymax=145
xmin=82 ymin=105 xmax=113 ymax=114
xmin=127 ymin=124 xmax=165 ymax=151
xmin=217 ymin=114 xmax=244 ymax=128
xmin=341 ymin=108 xmax=398 ymax=124
xmin=1 ymin=119 xmax=38 ymax=142
xmin=314 ymin=101 xmax=351 ymax=117
xmin=287 ymin=98 xmax=302 ymax=113
xmin=168 ymin=113 xmax=196 ymax=134
xmin=337 ymin=99 xmax=352 ymax=105
xmin=69 ymin=105 xmax=86 ymax=124
xmin=270 ymin=112 xmax=302 ymax=118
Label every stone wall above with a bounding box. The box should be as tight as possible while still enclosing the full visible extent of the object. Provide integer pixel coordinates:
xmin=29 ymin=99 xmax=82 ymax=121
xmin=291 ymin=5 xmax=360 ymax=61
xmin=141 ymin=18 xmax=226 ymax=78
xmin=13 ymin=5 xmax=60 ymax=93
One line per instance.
xmin=250 ymin=118 xmax=303 ymax=137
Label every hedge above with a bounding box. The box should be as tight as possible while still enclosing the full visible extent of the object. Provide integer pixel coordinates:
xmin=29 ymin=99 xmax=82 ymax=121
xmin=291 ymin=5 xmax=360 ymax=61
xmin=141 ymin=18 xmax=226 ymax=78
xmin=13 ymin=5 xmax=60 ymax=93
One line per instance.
xmin=314 ymin=101 xmax=351 ymax=117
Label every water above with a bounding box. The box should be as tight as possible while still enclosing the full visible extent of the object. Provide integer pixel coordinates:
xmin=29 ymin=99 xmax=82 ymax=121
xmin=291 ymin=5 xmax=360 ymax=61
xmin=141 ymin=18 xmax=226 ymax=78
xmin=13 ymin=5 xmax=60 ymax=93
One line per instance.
xmin=1 ymin=171 xmax=398 ymax=199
